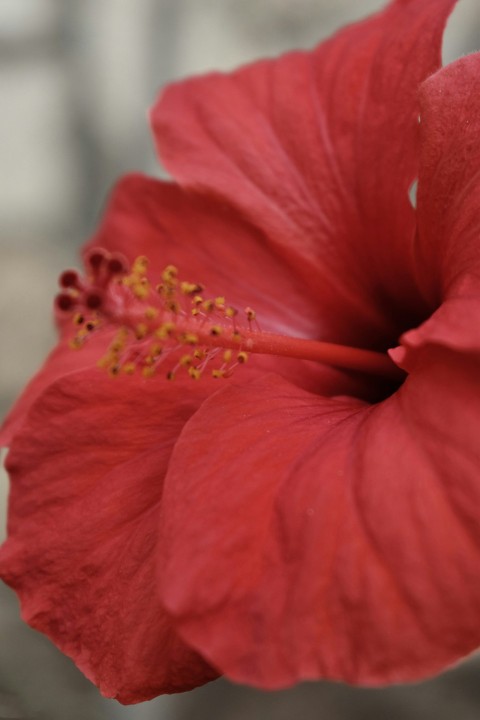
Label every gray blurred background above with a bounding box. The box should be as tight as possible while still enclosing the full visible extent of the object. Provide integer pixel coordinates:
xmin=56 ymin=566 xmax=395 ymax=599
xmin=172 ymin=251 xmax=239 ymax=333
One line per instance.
xmin=1 ymin=1 xmax=480 ymax=718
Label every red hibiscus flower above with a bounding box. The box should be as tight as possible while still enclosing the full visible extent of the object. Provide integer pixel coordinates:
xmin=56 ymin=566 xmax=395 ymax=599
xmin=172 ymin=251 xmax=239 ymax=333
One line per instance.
xmin=1 ymin=0 xmax=479 ymax=705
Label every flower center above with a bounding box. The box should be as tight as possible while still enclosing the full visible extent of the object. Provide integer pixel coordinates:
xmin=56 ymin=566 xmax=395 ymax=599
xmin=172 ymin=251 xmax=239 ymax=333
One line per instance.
xmin=56 ymin=248 xmax=404 ymax=382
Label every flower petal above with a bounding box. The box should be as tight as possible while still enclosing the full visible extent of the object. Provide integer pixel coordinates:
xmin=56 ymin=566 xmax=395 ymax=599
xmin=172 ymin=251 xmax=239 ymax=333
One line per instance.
xmin=0 ymin=368 xmax=219 ymax=702
xmin=158 ymin=351 xmax=480 ymax=687
xmin=393 ymin=52 xmax=480 ymax=367
xmin=394 ymin=297 xmax=480 ymax=374
xmin=0 ymin=330 xmax=113 ymax=447
xmin=152 ymin=0 xmax=457 ymax=345
xmin=417 ymin=52 xmax=480 ymax=303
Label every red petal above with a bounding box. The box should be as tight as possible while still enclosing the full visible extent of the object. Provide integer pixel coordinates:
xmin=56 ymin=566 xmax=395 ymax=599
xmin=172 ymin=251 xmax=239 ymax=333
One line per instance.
xmin=394 ymin=297 xmax=480 ymax=373
xmin=158 ymin=352 xmax=480 ymax=687
xmin=0 ymin=330 xmax=114 ymax=447
xmin=415 ymin=51 xmax=480 ymax=303
xmin=152 ymin=0 xmax=457 ymax=346
xmin=0 ymin=368 xmax=218 ymax=702
xmin=393 ymin=53 xmax=480 ymax=368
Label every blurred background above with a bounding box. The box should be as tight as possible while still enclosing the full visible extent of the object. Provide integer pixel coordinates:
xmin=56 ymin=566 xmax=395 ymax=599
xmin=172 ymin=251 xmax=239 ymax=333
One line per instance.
xmin=0 ymin=0 xmax=480 ymax=718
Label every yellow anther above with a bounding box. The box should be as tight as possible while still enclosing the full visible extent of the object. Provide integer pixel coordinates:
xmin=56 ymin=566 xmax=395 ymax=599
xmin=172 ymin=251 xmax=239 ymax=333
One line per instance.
xmin=237 ymin=351 xmax=249 ymax=364
xmin=188 ymin=367 xmax=201 ymax=380
xmin=223 ymin=350 xmax=233 ymax=363
xmin=135 ymin=323 xmax=148 ymax=340
xmin=180 ymin=281 xmax=194 ymax=294
xmin=191 ymin=308 xmax=200 ymax=317
xmin=180 ymin=281 xmax=203 ymax=295
xmin=180 ymin=354 xmax=193 ymax=368
xmin=232 ymin=331 xmax=242 ymax=343
xmin=110 ymin=328 xmax=128 ymax=352
xmin=68 ymin=332 xmax=87 ymax=351
xmin=73 ymin=313 xmax=85 ymax=325
xmin=142 ymin=366 xmax=156 ymax=378
xmin=132 ymin=256 xmax=149 ymax=274
xmin=212 ymin=369 xmax=226 ymax=379
xmin=203 ymin=299 xmax=215 ymax=313
xmin=69 ymin=336 xmax=85 ymax=350
xmin=97 ymin=354 xmax=110 ymax=369
xmin=181 ymin=332 xmax=199 ymax=345
xmin=210 ymin=325 xmax=223 ymax=336
xmin=144 ymin=355 xmax=155 ymax=366
xmin=215 ymin=296 xmax=226 ymax=308
xmin=123 ymin=362 xmax=136 ymax=375
xmin=193 ymin=349 xmax=205 ymax=360
xmin=162 ymin=265 xmax=178 ymax=284
xmin=85 ymin=319 xmax=99 ymax=332
xmin=144 ymin=306 xmax=159 ymax=320
xmin=99 ymin=347 xmax=120 ymax=368
xmin=156 ymin=322 xmax=176 ymax=339
xmin=193 ymin=295 xmax=204 ymax=306
xmin=166 ymin=300 xmax=180 ymax=314
xmin=132 ymin=282 xmax=150 ymax=300
xmin=149 ymin=342 xmax=162 ymax=357
xmin=225 ymin=306 xmax=238 ymax=319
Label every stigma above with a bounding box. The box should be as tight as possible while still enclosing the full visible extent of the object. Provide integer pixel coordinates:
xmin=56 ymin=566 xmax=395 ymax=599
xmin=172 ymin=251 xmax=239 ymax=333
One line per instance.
xmin=55 ymin=247 xmax=404 ymax=382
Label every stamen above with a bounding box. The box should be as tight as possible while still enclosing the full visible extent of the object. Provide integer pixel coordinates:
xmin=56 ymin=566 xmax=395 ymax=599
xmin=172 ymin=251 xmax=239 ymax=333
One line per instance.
xmin=56 ymin=248 xmax=405 ymax=383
